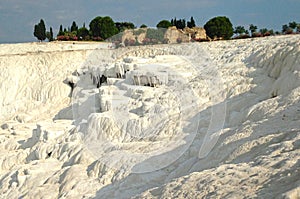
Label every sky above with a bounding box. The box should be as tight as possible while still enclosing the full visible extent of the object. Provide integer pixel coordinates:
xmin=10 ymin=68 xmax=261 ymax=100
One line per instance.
xmin=0 ymin=0 xmax=299 ymax=43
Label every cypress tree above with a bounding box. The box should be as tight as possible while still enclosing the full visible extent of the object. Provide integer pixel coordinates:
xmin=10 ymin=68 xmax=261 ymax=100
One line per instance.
xmin=71 ymin=21 xmax=78 ymax=32
xmin=39 ymin=19 xmax=46 ymax=41
xmin=187 ymin=17 xmax=196 ymax=28
xmin=50 ymin=27 xmax=54 ymax=41
xmin=58 ymin=25 xmax=64 ymax=36
xmin=33 ymin=19 xmax=46 ymax=41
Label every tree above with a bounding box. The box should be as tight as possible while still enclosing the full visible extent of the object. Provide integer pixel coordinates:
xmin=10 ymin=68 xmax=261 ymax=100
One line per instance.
xmin=115 ymin=22 xmax=135 ymax=32
xmin=99 ymin=16 xmax=118 ymax=39
xmin=140 ymin=24 xmax=147 ymax=28
xmin=249 ymin=24 xmax=257 ymax=34
xmin=289 ymin=21 xmax=298 ymax=31
xmin=282 ymin=24 xmax=293 ymax=34
xmin=58 ymin=25 xmax=64 ymax=36
xmin=71 ymin=21 xmax=78 ymax=32
xmin=89 ymin=16 xmax=118 ymax=40
xmin=204 ymin=16 xmax=233 ymax=40
xmin=89 ymin=16 xmax=102 ymax=37
xmin=259 ymin=28 xmax=268 ymax=35
xmin=46 ymin=27 xmax=54 ymax=41
xmin=282 ymin=24 xmax=289 ymax=33
xmin=176 ymin=19 xmax=186 ymax=29
xmin=170 ymin=18 xmax=186 ymax=29
xmin=156 ymin=20 xmax=172 ymax=29
xmin=187 ymin=16 xmax=196 ymax=28
xmin=77 ymin=26 xmax=89 ymax=40
xmin=171 ymin=18 xmax=177 ymax=26
xmin=234 ymin=26 xmax=246 ymax=35
xmin=34 ymin=19 xmax=46 ymax=41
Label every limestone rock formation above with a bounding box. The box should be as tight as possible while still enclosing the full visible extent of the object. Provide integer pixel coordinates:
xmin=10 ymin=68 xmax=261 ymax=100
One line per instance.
xmin=183 ymin=26 xmax=211 ymax=41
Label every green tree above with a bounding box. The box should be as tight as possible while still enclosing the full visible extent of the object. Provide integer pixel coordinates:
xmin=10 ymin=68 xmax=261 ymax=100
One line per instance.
xmin=170 ymin=18 xmax=186 ymax=29
xmin=234 ymin=26 xmax=246 ymax=35
xmin=259 ymin=28 xmax=268 ymax=35
xmin=140 ymin=24 xmax=147 ymax=28
xmin=282 ymin=24 xmax=289 ymax=33
xmin=282 ymin=24 xmax=293 ymax=34
xmin=187 ymin=16 xmax=196 ymax=28
xmin=171 ymin=18 xmax=177 ymax=26
xmin=204 ymin=16 xmax=233 ymax=40
xmin=71 ymin=21 xmax=78 ymax=32
xmin=297 ymin=24 xmax=300 ymax=33
xmin=249 ymin=24 xmax=258 ymax=34
xmin=89 ymin=16 xmax=118 ymax=40
xmin=156 ymin=20 xmax=172 ymax=29
xmin=34 ymin=19 xmax=46 ymax=41
xmin=89 ymin=16 xmax=102 ymax=37
xmin=50 ymin=27 xmax=53 ymax=40
xmin=99 ymin=16 xmax=118 ymax=39
xmin=177 ymin=19 xmax=186 ymax=29
xmin=77 ymin=26 xmax=89 ymax=40
xmin=289 ymin=21 xmax=298 ymax=31
xmin=115 ymin=22 xmax=135 ymax=32
xmin=46 ymin=27 xmax=54 ymax=41
xmin=58 ymin=25 xmax=64 ymax=36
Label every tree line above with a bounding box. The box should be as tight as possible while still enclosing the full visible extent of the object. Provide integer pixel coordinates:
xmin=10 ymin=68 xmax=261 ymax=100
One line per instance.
xmin=33 ymin=16 xmax=300 ymax=42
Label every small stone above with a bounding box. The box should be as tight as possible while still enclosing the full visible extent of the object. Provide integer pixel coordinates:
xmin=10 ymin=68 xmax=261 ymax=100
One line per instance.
xmin=1 ymin=123 xmax=9 ymax=130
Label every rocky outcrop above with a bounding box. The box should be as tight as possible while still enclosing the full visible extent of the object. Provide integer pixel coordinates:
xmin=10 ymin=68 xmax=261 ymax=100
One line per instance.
xmin=164 ymin=26 xmax=190 ymax=43
xmin=164 ymin=26 xmax=210 ymax=43
xmin=121 ymin=29 xmax=147 ymax=45
xmin=183 ymin=27 xmax=210 ymax=41
xmin=117 ymin=26 xmax=209 ymax=46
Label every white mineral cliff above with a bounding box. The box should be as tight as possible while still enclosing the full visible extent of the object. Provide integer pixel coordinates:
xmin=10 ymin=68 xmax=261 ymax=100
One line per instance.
xmin=0 ymin=36 xmax=300 ymax=198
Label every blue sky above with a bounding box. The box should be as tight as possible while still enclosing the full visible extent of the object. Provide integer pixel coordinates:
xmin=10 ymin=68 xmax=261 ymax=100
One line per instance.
xmin=0 ymin=0 xmax=299 ymax=43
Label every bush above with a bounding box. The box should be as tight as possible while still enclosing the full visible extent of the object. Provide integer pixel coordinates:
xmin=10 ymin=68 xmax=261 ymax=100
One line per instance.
xmin=251 ymin=32 xmax=263 ymax=37
xmin=93 ymin=36 xmax=103 ymax=41
xmin=263 ymin=32 xmax=271 ymax=37
xmin=156 ymin=20 xmax=172 ymax=29
xmin=145 ymin=28 xmax=166 ymax=43
xmin=204 ymin=16 xmax=233 ymax=40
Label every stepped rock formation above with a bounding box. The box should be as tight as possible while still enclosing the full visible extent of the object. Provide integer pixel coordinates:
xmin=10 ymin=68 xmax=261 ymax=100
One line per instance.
xmin=0 ymin=35 xmax=300 ymax=198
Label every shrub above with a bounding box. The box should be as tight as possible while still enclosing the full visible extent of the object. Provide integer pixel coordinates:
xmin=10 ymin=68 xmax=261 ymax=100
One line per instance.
xmin=156 ymin=20 xmax=172 ymax=29
xmin=251 ymin=32 xmax=263 ymax=37
xmin=145 ymin=28 xmax=166 ymax=43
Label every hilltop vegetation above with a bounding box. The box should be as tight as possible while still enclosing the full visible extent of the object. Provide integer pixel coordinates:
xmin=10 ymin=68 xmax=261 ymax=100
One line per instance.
xmin=33 ymin=16 xmax=300 ymax=43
